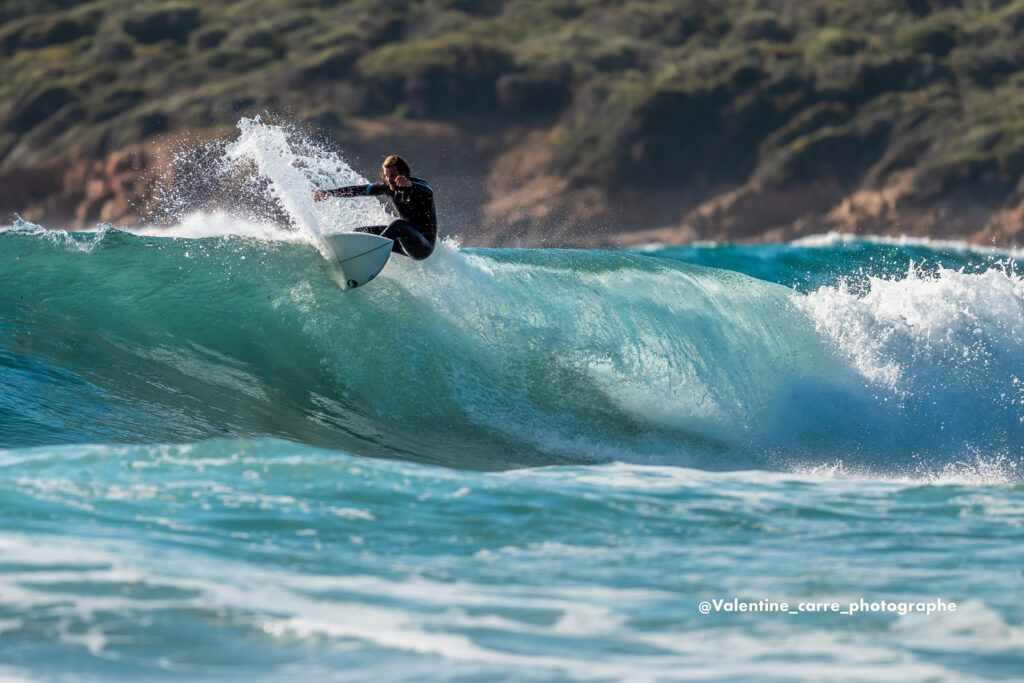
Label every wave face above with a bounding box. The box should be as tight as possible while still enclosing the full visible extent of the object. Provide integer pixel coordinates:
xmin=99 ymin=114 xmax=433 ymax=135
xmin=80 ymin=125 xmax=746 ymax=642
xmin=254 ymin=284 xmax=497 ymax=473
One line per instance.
xmin=0 ymin=222 xmax=821 ymax=468
xmin=3 ymin=218 xmax=1022 ymax=474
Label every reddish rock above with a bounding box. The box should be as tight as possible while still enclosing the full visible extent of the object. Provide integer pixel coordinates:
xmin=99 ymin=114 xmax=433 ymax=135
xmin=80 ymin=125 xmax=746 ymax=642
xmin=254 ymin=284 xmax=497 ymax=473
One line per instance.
xmin=1 ymin=142 xmax=166 ymax=229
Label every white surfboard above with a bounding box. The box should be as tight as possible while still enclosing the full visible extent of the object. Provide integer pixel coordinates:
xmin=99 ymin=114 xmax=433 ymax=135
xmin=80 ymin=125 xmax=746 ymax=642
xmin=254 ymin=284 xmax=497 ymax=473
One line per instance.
xmin=323 ymin=232 xmax=393 ymax=290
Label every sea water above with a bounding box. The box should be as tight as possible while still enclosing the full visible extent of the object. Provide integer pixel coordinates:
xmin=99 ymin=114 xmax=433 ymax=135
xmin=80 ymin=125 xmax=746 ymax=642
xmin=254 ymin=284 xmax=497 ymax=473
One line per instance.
xmin=1 ymin=120 xmax=1022 ymax=681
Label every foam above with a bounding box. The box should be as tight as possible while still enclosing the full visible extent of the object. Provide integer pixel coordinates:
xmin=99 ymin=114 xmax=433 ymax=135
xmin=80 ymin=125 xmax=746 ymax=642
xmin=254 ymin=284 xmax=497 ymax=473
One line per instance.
xmin=796 ymin=264 xmax=1024 ymax=452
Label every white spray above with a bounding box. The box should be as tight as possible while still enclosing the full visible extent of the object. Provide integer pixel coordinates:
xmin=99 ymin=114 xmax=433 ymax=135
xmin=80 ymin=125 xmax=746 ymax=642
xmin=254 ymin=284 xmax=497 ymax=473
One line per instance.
xmin=223 ymin=117 xmax=392 ymax=256
xmin=795 ymin=263 xmax=1024 ymax=456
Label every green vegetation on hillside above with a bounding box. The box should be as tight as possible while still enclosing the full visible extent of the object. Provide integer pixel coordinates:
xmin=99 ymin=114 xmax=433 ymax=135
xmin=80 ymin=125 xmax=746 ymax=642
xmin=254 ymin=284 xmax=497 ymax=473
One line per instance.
xmin=3 ymin=0 xmax=1024 ymax=210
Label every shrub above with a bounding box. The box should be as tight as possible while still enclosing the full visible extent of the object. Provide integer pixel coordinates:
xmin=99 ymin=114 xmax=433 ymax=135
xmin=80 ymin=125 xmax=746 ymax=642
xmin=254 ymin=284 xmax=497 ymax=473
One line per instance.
xmin=892 ymin=14 xmax=961 ymax=56
xmin=193 ymin=26 xmax=228 ymax=50
xmin=298 ymin=46 xmax=362 ymax=83
xmin=358 ymin=31 xmax=513 ymax=116
xmin=496 ymin=72 xmax=570 ymax=115
xmin=804 ymin=28 xmax=865 ymax=64
xmin=734 ymin=12 xmax=793 ymax=43
xmin=123 ymin=5 xmax=201 ymax=45
xmin=4 ymin=84 xmax=78 ymax=133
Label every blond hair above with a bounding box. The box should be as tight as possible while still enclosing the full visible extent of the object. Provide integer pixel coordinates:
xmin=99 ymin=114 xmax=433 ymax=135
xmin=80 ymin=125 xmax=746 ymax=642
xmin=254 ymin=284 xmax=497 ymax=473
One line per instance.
xmin=382 ymin=155 xmax=411 ymax=178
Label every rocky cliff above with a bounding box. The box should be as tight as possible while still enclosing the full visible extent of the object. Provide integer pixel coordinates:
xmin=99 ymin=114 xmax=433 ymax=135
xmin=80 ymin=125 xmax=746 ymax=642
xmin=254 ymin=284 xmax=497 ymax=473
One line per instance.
xmin=3 ymin=0 xmax=1024 ymax=247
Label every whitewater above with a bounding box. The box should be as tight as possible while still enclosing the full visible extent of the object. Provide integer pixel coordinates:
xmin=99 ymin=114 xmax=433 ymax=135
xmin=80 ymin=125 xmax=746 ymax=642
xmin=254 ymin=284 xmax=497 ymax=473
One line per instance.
xmin=1 ymin=119 xmax=1022 ymax=681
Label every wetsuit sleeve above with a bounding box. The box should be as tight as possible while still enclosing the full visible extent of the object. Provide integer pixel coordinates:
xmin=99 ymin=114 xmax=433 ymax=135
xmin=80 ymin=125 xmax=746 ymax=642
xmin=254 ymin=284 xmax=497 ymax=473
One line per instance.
xmin=326 ymin=183 xmax=388 ymax=198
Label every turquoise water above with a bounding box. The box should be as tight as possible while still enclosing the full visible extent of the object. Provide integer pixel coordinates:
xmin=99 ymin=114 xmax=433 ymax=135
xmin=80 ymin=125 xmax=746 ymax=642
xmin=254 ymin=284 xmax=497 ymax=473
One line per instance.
xmin=2 ymin=121 xmax=1022 ymax=681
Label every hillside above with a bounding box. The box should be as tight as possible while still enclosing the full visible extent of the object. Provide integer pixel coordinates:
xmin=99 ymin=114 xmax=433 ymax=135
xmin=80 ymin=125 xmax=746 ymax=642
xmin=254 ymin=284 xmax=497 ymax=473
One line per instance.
xmin=3 ymin=0 xmax=1024 ymax=246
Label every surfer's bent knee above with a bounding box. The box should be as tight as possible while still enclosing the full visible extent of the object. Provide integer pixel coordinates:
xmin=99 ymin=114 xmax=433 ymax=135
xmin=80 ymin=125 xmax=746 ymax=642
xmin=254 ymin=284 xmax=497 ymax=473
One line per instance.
xmin=384 ymin=219 xmax=434 ymax=260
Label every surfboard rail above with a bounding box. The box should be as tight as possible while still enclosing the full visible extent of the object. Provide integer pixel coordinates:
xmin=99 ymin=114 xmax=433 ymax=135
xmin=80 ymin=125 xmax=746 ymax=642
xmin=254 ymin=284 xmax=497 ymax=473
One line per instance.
xmin=323 ymin=232 xmax=392 ymax=290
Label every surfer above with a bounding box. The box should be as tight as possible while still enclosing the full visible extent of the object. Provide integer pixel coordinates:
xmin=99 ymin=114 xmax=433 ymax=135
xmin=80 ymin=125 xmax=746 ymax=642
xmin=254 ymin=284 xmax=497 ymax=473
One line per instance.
xmin=313 ymin=155 xmax=436 ymax=260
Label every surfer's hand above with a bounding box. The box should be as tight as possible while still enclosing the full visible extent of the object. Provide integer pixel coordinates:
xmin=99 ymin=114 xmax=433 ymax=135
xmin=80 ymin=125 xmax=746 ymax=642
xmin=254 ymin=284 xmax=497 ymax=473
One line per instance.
xmin=312 ymin=189 xmax=328 ymax=202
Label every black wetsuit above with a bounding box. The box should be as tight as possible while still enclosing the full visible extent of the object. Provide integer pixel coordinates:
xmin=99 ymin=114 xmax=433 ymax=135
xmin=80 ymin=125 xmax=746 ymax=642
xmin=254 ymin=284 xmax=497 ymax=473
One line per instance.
xmin=325 ymin=178 xmax=437 ymax=260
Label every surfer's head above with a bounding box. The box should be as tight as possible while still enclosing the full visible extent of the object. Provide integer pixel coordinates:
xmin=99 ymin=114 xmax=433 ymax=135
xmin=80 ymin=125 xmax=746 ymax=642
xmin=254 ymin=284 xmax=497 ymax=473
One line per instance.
xmin=381 ymin=155 xmax=411 ymax=189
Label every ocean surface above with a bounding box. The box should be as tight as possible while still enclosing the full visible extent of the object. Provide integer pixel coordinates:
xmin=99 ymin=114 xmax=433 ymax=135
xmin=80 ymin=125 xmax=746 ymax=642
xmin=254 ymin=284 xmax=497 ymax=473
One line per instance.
xmin=1 ymin=120 xmax=1022 ymax=681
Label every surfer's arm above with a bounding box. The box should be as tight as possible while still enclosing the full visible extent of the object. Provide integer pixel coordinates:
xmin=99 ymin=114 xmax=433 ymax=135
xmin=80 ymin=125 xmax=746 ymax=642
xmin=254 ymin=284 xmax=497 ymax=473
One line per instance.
xmin=313 ymin=183 xmax=388 ymax=201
